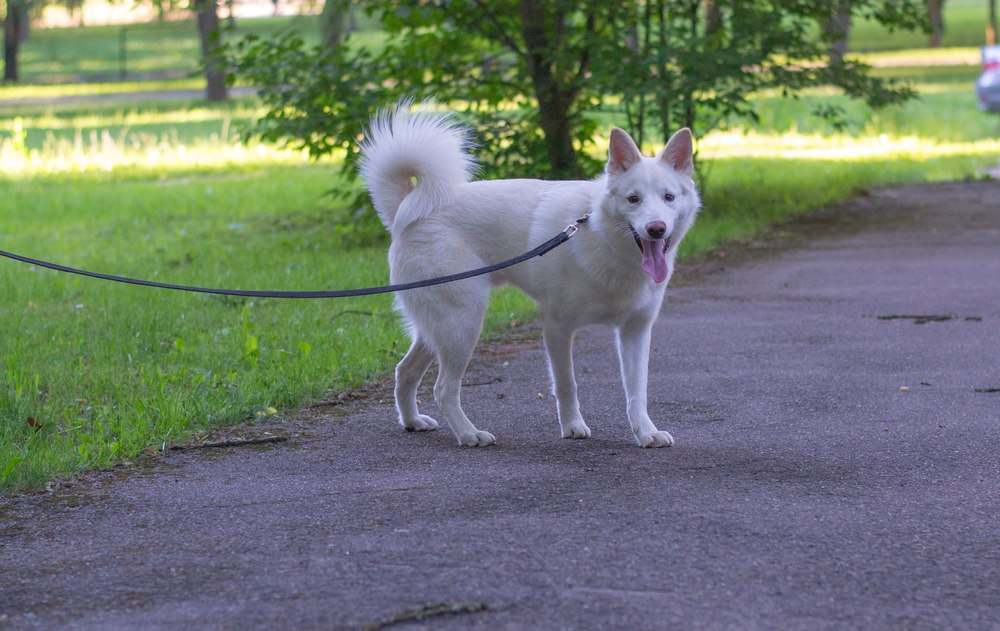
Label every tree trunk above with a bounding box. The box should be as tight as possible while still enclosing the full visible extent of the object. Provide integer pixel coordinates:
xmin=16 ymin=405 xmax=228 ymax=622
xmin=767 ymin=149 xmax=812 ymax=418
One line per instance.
xmin=519 ymin=0 xmax=581 ymax=178
xmin=535 ymin=92 xmax=579 ymax=179
xmin=705 ymin=0 xmax=723 ymax=36
xmin=824 ymin=2 xmax=851 ymax=67
xmin=320 ymin=0 xmax=351 ymax=48
xmin=3 ymin=0 xmax=25 ymax=82
xmin=927 ymin=0 xmax=945 ymax=47
xmin=195 ymin=0 xmax=228 ymax=102
xmin=989 ymin=0 xmax=998 ymax=45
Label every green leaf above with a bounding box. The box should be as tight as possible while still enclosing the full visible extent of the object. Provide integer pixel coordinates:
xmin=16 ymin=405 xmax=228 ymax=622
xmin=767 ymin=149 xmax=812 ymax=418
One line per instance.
xmin=1 ymin=457 xmax=24 ymax=481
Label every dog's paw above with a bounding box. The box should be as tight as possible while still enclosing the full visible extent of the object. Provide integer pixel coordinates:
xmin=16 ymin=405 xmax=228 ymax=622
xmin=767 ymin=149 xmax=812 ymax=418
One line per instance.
xmin=635 ymin=430 xmax=674 ymax=448
xmin=456 ymin=430 xmax=496 ymax=447
xmin=401 ymin=414 xmax=439 ymax=432
xmin=561 ymin=420 xmax=592 ymax=439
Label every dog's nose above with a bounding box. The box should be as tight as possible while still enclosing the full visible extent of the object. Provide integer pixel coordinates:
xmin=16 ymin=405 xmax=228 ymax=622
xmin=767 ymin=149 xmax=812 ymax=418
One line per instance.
xmin=645 ymin=221 xmax=667 ymax=239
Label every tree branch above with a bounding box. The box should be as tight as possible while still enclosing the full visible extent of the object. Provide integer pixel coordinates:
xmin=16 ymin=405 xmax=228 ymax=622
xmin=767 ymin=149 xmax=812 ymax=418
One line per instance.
xmin=468 ymin=0 xmax=526 ymax=58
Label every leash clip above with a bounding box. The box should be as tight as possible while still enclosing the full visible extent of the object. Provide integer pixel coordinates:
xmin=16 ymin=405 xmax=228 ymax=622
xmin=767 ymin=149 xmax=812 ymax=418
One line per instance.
xmin=563 ymin=212 xmax=591 ymax=238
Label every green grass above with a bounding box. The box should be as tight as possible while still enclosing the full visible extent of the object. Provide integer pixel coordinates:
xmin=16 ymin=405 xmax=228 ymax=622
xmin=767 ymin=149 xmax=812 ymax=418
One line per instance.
xmin=2 ymin=16 xmax=1000 ymax=492
xmin=850 ymin=0 xmax=992 ymax=51
xmin=869 ymin=60 xmax=981 ymax=84
xmin=688 ymin=70 xmax=1000 ymax=254
xmin=0 ymin=78 xmax=203 ymax=100
xmin=1 ymin=97 xmax=262 ymax=153
xmin=717 ymin=76 xmax=1000 ymax=142
xmin=0 ymin=98 xmax=261 ymax=156
xmin=687 ymin=153 xmax=995 ymax=257
xmin=0 ymin=161 xmax=537 ymax=490
xmin=17 ymin=15 xmax=322 ymax=83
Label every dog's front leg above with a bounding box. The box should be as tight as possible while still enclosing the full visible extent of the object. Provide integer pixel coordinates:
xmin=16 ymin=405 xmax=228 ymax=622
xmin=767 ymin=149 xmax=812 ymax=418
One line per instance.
xmin=616 ymin=316 xmax=674 ymax=447
xmin=542 ymin=323 xmax=591 ymax=439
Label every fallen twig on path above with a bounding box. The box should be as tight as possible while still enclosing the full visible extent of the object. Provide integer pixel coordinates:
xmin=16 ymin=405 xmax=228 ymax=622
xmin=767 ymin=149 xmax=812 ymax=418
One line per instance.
xmin=169 ymin=436 xmax=288 ymax=451
xmin=363 ymin=601 xmax=488 ymax=630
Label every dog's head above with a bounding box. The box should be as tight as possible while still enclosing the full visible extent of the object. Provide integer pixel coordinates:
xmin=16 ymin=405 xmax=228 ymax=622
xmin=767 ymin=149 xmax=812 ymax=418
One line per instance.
xmin=602 ymin=127 xmax=700 ymax=283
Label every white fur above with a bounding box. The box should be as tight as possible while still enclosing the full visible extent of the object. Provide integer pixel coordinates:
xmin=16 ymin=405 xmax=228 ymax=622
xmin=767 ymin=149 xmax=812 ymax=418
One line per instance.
xmin=359 ymin=105 xmax=477 ymax=232
xmin=359 ymin=104 xmax=700 ymax=447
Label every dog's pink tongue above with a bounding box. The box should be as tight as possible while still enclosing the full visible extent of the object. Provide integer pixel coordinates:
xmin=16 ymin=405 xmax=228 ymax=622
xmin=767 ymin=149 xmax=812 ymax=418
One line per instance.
xmin=640 ymin=239 xmax=669 ymax=283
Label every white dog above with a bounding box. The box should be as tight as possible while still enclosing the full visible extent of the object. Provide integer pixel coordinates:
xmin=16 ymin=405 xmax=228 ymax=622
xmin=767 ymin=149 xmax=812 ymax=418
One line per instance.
xmin=360 ymin=104 xmax=699 ymax=447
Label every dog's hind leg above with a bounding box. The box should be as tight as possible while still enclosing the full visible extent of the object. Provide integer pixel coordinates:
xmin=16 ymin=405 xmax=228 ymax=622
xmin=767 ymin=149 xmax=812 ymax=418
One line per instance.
xmin=542 ymin=323 xmax=591 ymax=439
xmin=395 ymin=337 xmax=439 ymax=432
xmin=425 ymin=288 xmax=495 ymax=447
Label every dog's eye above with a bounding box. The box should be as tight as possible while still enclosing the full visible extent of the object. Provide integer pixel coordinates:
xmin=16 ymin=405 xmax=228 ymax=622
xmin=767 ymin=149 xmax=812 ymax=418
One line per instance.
xmin=664 ymin=193 xmax=675 ymax=202
xmin=627 ymin=194 xmax=640 ymax=204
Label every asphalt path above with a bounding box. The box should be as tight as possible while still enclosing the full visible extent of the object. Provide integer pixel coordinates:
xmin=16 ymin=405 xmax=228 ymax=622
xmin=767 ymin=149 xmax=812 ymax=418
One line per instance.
xmin=2 ymin=180 xmax=999 ymax=630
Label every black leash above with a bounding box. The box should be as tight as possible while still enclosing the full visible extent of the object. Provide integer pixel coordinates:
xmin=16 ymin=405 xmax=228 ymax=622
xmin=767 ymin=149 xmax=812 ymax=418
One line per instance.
xmin=0 ymin=216 xmax=589 ymax=299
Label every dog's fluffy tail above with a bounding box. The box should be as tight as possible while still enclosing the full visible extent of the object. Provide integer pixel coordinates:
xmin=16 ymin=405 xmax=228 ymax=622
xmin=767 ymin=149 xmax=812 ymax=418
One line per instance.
xmin=359 ymin=104 xmax=476 ymax=233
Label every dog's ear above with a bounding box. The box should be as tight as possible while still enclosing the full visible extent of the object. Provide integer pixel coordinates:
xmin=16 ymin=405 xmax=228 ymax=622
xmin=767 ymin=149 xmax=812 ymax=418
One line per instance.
xmin=658 ymin=128 xmax=694 ymax=177
xmin=607 ymin=128 xmax=643 ymax=175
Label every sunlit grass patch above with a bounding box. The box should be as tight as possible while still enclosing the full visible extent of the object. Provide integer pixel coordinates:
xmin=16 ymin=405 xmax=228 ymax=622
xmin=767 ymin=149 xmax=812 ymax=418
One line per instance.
xmin=685 ymin=151 xmax=997 ymax=258
xmin=856 ymin=47 xmax=983 ymax=68
xmin=688 ymin=96 xmax=1000 ymax=257
xmin=2 ymin=101 xmax=261 ymax=131
xmin=699 ymin=130 xmax=1000 ymax=161
xmin=0 ymin=89 xmax=326 ymax=177
xmin=716 ymin=81 xmax=1000 ymax=143
xmin=0 ymin=130 xmax=316 ymax=174
xmin=0 ymin=78 xmax=202 ymax=101
xmin=0 ymin=93 xmax=267 ymax=160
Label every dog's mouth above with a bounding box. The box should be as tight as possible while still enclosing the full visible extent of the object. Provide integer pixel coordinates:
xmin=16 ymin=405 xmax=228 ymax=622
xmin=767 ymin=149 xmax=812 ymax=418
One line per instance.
xmin=629 ymin=224 xmax=671 ymax=284
xmin=628 ymin=226 xmax=671 ymax=254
